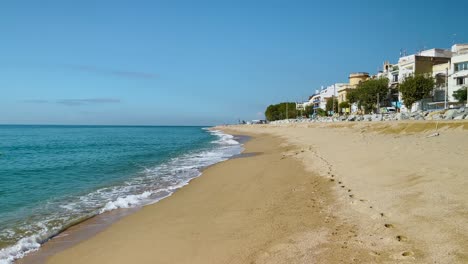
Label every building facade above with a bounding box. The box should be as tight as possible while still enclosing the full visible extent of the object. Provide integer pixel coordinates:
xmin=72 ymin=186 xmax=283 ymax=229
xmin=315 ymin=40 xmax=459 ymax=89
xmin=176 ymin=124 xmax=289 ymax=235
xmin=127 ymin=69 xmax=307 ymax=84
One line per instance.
xmin=448 ymin=44 xmax=468 ymax=103
xmin=308 ymin=85 xmax=338 ymax=112
xmin=397 ymin=48 xmax=452 ymax=112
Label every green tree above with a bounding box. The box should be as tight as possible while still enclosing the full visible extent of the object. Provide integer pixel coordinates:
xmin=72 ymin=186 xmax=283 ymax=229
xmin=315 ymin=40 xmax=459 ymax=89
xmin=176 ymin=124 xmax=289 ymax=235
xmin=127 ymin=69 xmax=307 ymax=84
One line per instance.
xmin=265 ymin=104 xmax=279 ymax=121
xmin=399 ymin=74 xmax=435 ymax=109
xmin=316 ymin=108 xmax=326 ymax=117
xmin=355 ymin=78 xmax=389 ymax=113
xmin=453 ymin=86 xmax=467 ymax=103
xmin=264 ymin=102 xmax=297 ymax=121
xmin=325 ymin=98 xmax=338 ymax=114
xmin=347 ymin=89 xmax=359 ymax=104
xmin=304 ymin=104 xmax=313 ymax=118
xmin=345 ymin=78 xmax=389 ymax=113
xmin=338 ymin=101 xmax=350 ymax=114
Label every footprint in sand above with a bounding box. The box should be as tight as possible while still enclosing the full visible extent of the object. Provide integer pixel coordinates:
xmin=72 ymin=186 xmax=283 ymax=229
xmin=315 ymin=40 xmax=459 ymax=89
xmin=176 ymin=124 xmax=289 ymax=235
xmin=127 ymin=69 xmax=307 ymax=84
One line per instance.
xmin=380 ymin=213 xmax=384 ymax=217
xmin=401 ymin=251 xmax=413 ymax=257
xmin=396 ymin=235 xmax=408 ymax=242
xmin=384 ymin=223 xmax=394 ymax=228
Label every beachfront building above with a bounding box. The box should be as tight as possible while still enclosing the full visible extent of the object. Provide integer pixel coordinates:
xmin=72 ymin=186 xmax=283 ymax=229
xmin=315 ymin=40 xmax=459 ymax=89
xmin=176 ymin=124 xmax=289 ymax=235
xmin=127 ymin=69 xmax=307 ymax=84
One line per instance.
xmin=337 ymin=72 xmax=369 ymax=103
xmin=309 ymin=93 xmax=321 ymax=112
xmin=336 ymin=83 xmax=354 ymax=104
xmin=397 ymin=48 xmax=452 ymax=112
xmin=308 ymin=85 xmax=338 ymax=113
xmin=432 ymin=62 xmax=450 ymax=107
xmin=377 ymin=61 xmax=401 ymax=109
xmin=448 ymin=44 xmax=468 ymax=104
xmin=348 ymin=72 xmax=370 ymax=86
xmin=377 ymin=61 xmax=399 ymax=86
xmin=336 ymin=73 xmax=369 ymax=114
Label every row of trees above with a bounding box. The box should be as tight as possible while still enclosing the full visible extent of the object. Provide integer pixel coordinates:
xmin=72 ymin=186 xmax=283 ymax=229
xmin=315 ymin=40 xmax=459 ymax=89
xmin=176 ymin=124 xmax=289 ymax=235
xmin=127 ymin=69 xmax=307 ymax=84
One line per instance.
xmin=265 ymin=102 xmax=323 ymax=121
xmin=346 ymin=74 xmax=459 ymax=113
xmin=264 ymin=102 xmax=298 ymax=121
xmin=349 ymin=74 xmax=466 ymax=113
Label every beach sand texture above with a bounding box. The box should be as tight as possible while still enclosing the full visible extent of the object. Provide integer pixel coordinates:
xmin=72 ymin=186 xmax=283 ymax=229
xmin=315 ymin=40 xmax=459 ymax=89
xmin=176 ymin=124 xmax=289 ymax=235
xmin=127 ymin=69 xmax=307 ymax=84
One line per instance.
xmin=46 ymin=121 xmax=467 ymax=264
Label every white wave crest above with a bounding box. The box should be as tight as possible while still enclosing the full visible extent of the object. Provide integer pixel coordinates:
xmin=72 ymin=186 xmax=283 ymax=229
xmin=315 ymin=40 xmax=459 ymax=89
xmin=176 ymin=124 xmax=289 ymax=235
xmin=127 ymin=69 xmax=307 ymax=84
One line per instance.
xmin=0 ymin=128 xmax=244 ymax=264
xmin=0 ymin=230 xmax=46 ymax=264
xmin=100 ymin=191 xmax=152 ymax=213
xmin=209 ymin=130 xmax=240 ymax=145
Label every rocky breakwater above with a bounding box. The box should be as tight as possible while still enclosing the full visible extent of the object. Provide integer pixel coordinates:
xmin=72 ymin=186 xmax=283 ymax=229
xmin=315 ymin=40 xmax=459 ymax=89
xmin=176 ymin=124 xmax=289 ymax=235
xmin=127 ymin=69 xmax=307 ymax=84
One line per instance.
xmin=269 ymin=107 xmax=468 ymax=124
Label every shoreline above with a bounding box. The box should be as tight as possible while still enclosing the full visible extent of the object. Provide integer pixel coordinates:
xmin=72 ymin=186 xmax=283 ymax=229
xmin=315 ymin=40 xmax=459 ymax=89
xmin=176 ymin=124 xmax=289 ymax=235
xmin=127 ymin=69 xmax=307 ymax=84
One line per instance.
xmin=42 ymin=130 xmax=380 ymax=263
xmin=19 ymin=121 xmax=468 ymax=263
xmin=13 ymin=132 xmax=247 ymax=264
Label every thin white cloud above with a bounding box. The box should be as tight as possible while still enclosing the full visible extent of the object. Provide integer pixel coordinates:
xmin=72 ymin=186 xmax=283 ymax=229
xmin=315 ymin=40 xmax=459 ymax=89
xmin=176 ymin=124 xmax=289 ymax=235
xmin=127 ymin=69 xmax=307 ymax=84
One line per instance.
xmin=23 ymin=98 xmax=121 ymax=106
xmin=65 ymin=64 xmax=158 ymax=79
xmin=56 ymin=98 xmax=121 ymax=106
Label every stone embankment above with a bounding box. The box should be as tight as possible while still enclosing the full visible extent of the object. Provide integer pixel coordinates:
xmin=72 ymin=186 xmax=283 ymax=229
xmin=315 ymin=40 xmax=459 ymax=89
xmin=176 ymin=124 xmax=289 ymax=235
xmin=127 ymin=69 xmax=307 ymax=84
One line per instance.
xmin=270 ymin=108 xmax=468 ymax=124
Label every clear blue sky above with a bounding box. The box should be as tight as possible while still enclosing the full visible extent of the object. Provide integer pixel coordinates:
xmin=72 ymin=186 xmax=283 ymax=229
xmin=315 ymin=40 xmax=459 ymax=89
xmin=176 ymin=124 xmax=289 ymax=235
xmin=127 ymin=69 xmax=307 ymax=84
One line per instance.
xmin=1 ymin=0 xmax=466 ymax=125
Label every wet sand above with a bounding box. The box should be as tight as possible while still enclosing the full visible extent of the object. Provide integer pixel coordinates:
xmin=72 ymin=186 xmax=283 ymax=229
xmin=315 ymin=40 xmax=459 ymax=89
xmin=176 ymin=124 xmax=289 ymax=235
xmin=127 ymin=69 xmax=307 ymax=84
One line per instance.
xmin=41 ymin=121 xmax=467 ymax=263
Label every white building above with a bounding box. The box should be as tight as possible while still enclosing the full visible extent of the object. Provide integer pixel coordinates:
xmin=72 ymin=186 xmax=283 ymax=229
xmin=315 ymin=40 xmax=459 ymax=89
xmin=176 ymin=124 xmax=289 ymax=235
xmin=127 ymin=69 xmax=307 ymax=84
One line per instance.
xmin=307 ymin=85 xmax=338 ymax=112
xmin=448 ymin=44 xmax=468 ymax=103
xmin=377 ymin=61 xmax=399 ymax=85
xmin=396 ymin=48 xmax=452 ymax=112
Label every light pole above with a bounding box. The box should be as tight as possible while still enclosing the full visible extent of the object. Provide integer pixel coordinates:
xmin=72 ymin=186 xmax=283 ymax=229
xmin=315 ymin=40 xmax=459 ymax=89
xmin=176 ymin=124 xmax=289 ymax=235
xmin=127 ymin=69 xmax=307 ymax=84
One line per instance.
xmin=445 ymin=67 xmax=448 ymax=110
xmin=465 ymin=85 xmax=468 ymax=107
xmin=377 ymin=93 xmax=380 ymax=114
xmin=332 ymin=84 xmax=336 ymax=116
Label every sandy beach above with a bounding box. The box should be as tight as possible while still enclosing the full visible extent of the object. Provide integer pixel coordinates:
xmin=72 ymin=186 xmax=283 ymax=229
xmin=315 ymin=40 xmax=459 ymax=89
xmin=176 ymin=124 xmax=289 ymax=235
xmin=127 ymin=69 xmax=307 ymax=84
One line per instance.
xmin=42 ymin=121 xmax=467 ymax=264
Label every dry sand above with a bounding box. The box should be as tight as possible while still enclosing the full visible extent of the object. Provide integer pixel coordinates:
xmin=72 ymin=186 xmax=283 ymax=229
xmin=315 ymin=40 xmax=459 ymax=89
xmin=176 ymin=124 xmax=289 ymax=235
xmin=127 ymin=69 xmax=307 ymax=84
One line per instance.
xmin=45 ymin=121 xmax=467 ymax=264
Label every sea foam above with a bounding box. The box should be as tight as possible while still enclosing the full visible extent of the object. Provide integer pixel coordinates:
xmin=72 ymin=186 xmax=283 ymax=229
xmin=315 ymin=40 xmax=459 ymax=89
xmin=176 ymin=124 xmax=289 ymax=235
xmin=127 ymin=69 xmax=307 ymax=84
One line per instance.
xmin=0 ymin=128 xmax=242 ymax=264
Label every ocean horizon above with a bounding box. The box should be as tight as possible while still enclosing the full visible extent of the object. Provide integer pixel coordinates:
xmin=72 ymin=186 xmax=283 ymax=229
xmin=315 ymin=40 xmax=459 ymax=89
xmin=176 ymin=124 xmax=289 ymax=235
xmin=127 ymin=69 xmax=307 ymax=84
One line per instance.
xmin=0 ymin=125 xmax=243 ymax=263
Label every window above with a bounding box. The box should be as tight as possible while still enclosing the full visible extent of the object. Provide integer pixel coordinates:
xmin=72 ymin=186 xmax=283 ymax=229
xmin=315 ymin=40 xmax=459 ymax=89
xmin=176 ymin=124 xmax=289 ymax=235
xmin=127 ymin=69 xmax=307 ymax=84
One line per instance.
xmin=392 ymin=74 xmax=398 ymax=82
xmin=455 ymin=62 xmax=468 ymax=72
xmin=456 ymin=77 xmax=465 ymax=85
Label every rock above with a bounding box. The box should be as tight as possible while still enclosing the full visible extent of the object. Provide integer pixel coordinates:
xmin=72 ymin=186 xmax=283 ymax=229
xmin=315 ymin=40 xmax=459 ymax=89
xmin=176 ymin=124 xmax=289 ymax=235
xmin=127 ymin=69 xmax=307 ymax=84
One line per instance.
xmin=410 ymin=111 xmax=423 ymax=117
xmin=396 ymin=113 xmax=409 ymax=120
xmin=444 ymin=109 xmax=457 ymax=120
xmin=454 ymin=114 xmax=466 ymax=120
xmin=465 ymin=115 xmax=468 ymax=120
xmin=372 ymin=114 xmax=382 ymax=121
xmin=457 ymin=107 xmax=465 ymax=114
xmin=347 ymin=115 xmax=356 ymax=121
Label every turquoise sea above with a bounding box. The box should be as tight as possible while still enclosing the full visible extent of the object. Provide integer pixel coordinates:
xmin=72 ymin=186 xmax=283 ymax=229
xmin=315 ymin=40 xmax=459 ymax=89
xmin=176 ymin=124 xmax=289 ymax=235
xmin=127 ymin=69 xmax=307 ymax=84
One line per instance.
xmin=0 ymin=125 xmax=242 ymax=263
